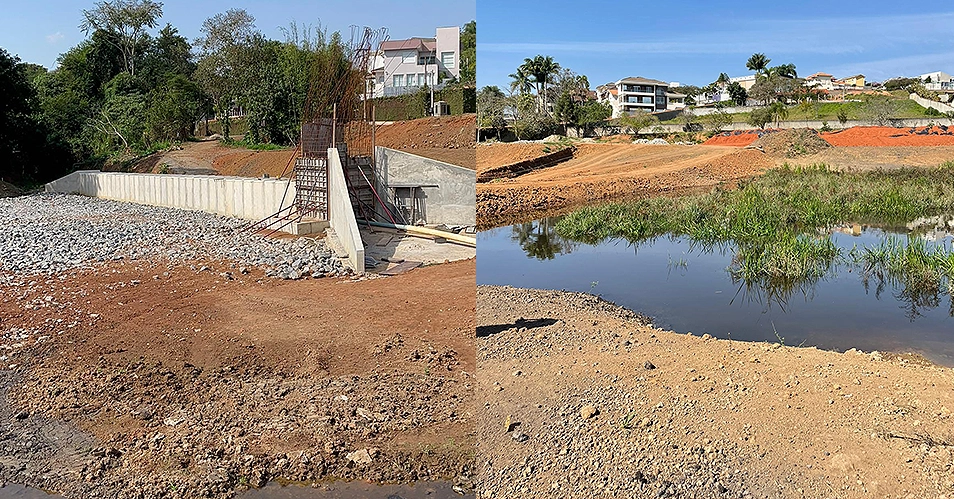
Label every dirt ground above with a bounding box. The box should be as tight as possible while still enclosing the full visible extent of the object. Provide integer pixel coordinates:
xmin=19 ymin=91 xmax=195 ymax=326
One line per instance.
xmin=476 ymin=143 xmax=555 ymax=174
xmin=0 ymin=180 xmax=23 ymax=198
xmin=477 ymin=144 xmax=773 ymax=228
xmin=129 ymin=114 xmax=476 ymax=177
xmin=787 ymin=146 xmax=954 ymax=171
xmin=374 ymin=115 xmax=476 ymax=169
xmin=478 ymin=285 xmax=954 ymax=498
xmin=0 ymin=259 xmax=476 ymax=497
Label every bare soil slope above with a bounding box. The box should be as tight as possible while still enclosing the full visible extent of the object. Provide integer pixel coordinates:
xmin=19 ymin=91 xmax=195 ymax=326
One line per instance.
xmin=478 ymin=285 xmax=954 ymax=498
xmin=476 ymin=143 xmax=556 ymax=174
xmin=374 ymin=114 xmax=476 ymax=169
xmin=477 ymin=144 xmax=773 ymax=228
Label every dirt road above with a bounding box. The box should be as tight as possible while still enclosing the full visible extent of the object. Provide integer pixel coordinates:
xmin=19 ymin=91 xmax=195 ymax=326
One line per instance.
xmin=477 ymin=144 xmax=773 ymax=228
xmin=0 ymin=259 xmax=476 ymax=497
xmin=478 ymin=285 xmax=954 ymax=498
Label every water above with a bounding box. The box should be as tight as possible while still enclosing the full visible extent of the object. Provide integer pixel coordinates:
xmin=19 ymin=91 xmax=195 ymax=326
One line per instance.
xmin=478 ymin=218 xmax=954 ymax=365
xmin=0 ymin=485 xmax=59 ymax=498
xmin=239 ymin=481 xmax=469 ymax=498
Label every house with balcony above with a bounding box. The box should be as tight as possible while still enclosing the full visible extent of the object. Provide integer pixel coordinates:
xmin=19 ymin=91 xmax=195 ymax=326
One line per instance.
xmin=920 ymin=71 xmax=954 ymax=91
xmin=805 ymin=72 xmax=835 ymax=90
xmin=596 ymin=77 xmax=671 ymax=118
xmin=366 ymin=26 xmax=460 ymax=98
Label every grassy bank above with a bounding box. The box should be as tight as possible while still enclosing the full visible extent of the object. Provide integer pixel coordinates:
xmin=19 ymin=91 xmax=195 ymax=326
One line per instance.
xmin=556 ymin=163 xmax=954 ymax=289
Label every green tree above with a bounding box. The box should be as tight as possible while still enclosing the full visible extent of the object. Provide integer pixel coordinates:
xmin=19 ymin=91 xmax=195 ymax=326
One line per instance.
xmin=578 ymin=100 xmax=611 ymax=136
xmin=508 ymin=66 xmax=533 ymax=95
xmin=145 ymin=74 xmax=207 ymax=142
xmin=477 ymin=85 xmax=507 ymax=134
xmin=89 ymin=72 xmax=148 ymax=153
xmin=140 ymin=24 xmax=194 ymax=87
xmin=518 ymin=55 xmax=561 ymax=113
xmin=194 ymin=8 xmax=258 ymax=140
xmin=727 ymin=82 xmax=747 ymax=106
xmin=80 ymin=0 xmax=164 ymax=76
xmin=769 ymin=101 xmax=789 ymax=128
xmin=747 ymin=107 xmax=772 ymax=129
xmin=746 ymin=53 xmax=771 ymax=75
xmin=459 ymin=21 xmax=475 ymax=85
xmin=619 ymin=110 xmax=658 ymax=135
xmin=703 ymin=108 xmax=733 ymax=132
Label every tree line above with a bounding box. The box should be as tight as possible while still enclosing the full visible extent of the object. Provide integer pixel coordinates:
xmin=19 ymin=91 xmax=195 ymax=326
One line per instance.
xmin=0 ymin=0 xmax=476 ymax=187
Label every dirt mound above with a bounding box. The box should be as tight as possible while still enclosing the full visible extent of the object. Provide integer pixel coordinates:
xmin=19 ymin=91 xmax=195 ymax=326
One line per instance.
xmin=212 ymin=149 xmax=296 ymax=178
xmin=704 ymin=130 xmax=762 ymax=147
xmin=0 ymin=180 xmax=23 ymax=198
xmin=477 ymin=143 xmax=563 ymax=173
xmin=821 ymin=125 xmax=954 ymax=146
xmin=751 ymin=129 xmax=832 ymax=157
xmin=374 ymin=114 xmax=476 ymax=168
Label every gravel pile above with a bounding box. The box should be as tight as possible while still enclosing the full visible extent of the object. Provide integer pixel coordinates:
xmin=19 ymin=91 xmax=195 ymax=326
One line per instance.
xmin=0 ymin=194 xmax=348 ymax=278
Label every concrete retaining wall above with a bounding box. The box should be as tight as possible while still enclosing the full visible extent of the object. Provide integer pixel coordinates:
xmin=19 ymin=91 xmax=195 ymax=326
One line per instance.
xmin=328 ymin=148 xmax=365 ymax=274
xmin=910 ymin=94 xmax=954 ymax=115
xmin=45 ymin=170 xmax=296 ymax=222
xmin=375 ymin=147 xmax=475 ymax=226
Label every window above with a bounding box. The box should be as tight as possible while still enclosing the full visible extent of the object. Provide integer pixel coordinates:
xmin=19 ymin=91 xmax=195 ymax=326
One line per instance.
xmin=418 ymin=54 xmax=436 ymax=65
xmin=402 ymin=51 xmax=415 ymax=64
xmin=418 ymin=73 xmax=426 ymax=86
xmin=393 ymin=74 xmax=403 ymax=87
xmin=441 ymin=51 xmax=455 ymax=68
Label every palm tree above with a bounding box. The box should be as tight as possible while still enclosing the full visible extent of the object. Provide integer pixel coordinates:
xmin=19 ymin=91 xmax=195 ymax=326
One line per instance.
xmin=508 ymin=66 xmax=533 ymax=95
xmin=774 ymin=63 xmax=797 ymax=79
xmin=769 ymin=101 xmax=789 ymax=128
xmin=746 ymin=53 xmax=771 ymax=76
xmin=519 ymin=55 xmax=560 ymax=113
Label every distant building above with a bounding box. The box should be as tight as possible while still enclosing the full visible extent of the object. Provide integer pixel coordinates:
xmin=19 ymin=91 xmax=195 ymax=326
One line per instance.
xmin=729 ymin=75 xmax=757 ymax=91
xmin=920 ymin=71 xmax=953 ymax=90
xmin=805 ymin=72 xmax=835 ymax=90
xmin=596 ymin=76 xmax=671 ymax=118
xmin=367 ymin=27 xmax=460 ymax=98
xmin=834 ymin=74 xmax=865 ymax=88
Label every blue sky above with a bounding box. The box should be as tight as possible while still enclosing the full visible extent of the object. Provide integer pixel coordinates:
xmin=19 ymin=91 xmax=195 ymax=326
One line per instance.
xmin=1 ymin=0 xmax=475 ymax=68
xmin=478 ymin=0 xmax=954 ymax=90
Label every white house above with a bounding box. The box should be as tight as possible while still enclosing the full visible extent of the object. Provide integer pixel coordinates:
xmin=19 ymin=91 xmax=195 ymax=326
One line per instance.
xmin=596 ymin=77 xmax=671 ymax=118
xmin=920 ymin=71 xmax=954 ymax=91
xmin=804 ymin=72 xmax=835 ymax=90
xmin=367 ymin=27 xmax=460 ymax=98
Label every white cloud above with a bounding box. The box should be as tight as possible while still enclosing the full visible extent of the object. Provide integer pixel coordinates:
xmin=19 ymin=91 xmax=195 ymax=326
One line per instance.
xmin=46 ymin=32 xmax=64 ymax=44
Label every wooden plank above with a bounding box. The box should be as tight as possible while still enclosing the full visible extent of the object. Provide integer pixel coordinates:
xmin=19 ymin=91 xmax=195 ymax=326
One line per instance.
xmin=379 ymin=261 xmax=422 ymax=276
xmin=376 ymin=235 xmax=393 ymax=247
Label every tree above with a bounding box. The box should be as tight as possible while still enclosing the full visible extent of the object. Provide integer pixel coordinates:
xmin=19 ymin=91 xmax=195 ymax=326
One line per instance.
xmin=577 ymin=100 xmax=611 ymax=136
xmin=194 ymin=8 xmax=258 ymax=139
xmin=768 ymin=101 xmax=788 ymax=128
xmin=703 ymin=108 xmax=733 ymax=132
xmin=517 ymin=55 xmax=561 ymax=113
xmin=89 ymin=72 xmax=147 ymax=153
xmin=80 ymin=0 xmax=164 ymax=76
xmin=508 ymin=66 xmax=533 ymax=95
xmin=553 ymin=92 xmax=580 ymax=129
xmin=767 ymin=63 xmax=797 ymax=79
xmin=749 ymin=74 xmax=803 ymax=105
xmin=747 ymin=107 xmax=772 ymax=129
xmin=746 ymin=53 xmax=771 ymax=75
xmin=477 ymin=85 xmax=507 ymax=135
xmin=459 ymin=21 xmax=475 ymax=85
xmin=680 ymin=107 xmax=699 ymax=131
xmin=619 ymin=110 xmax=658 ymax=135
xmin=727 ymin=82 xmax=747 ymax=106
xmin=862 ymin=97 xmax=896 ymax=126
xmin=146 ymin=74 xmax=207 ymax=142
xmin=140 ymin=24 xmax=194 ymax=86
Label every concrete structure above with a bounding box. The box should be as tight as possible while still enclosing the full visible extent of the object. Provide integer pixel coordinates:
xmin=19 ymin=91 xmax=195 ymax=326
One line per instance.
xmin=328 ymin=148 xmax=365 ymax=273
xmin=375 ymin=147 xmax=475 ymax=226
xmin=597 ymin=77 xmax=670 ymax=118
xmin=367 ymin=26 xmax=460 ymax=98
xmin=920 ymin=71 xmax=954 ymax=91
xmin=45 ymin=171 xmax=298 ymax=224
xmin=910 ymin=93 xmax=954 ymax=115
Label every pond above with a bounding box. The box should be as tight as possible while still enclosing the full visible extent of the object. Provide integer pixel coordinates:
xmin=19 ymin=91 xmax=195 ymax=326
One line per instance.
xmin=478 ymin=217 xmax=954 ymax=365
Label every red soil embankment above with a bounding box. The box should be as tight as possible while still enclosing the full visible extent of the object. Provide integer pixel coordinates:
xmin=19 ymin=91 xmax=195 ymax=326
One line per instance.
xmin=821 ymin=126 xmax=954 ymax=146
xmin=703 ymin=130 xmax=765 ymax=147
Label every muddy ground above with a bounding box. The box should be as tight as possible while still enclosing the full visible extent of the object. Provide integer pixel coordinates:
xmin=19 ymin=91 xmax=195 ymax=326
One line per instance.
xmin=0 ymin=259 xmax=476 ymax=498
xmin=477 ymin=285 xmax=954 ymax=498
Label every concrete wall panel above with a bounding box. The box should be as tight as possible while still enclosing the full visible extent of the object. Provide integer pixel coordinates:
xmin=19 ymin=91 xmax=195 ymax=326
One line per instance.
xmin=375 ymin=147 xmax=475 ymax=226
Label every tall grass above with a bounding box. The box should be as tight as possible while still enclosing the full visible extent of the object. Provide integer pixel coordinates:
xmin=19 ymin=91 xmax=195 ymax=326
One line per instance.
xmin=556 ymin=163 xmax=954 ymax=295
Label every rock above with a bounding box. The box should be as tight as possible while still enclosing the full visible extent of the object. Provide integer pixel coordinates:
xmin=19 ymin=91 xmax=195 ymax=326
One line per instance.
xmin=580 ymin=405 xmax=599 ymax=419
xmin=346 ymin=448 xmax=373 ymax=464
xmin=644 ymin=361 xmax=657 ymax=370
xmin=512 ymin=432 xmax=529 ymax=443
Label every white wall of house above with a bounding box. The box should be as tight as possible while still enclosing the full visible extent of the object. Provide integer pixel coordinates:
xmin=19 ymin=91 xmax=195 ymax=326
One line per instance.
xmin=368 ymin=26 xmax=460 ymax=99
xmin=436 ymin=26 xmax=460 ymax=80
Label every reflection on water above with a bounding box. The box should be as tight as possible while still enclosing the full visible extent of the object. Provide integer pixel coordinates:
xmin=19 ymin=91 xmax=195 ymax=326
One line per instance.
xmin=0 ymin=485 xmax=59 ymax=498
xmin=478 ymin=217 xmax=954 ymax=365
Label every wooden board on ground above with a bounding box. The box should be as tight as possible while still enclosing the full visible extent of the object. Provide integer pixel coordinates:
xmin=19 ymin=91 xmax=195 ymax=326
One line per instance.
xmin=376 ymin=235 xmax=393 ymax=247
xmin=380 ymin=261 xmax=422 ymax=276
